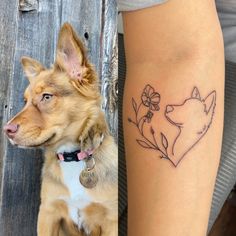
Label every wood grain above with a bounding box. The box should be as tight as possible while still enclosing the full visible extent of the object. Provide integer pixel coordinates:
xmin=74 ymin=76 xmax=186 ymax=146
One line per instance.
xmin=0 ymin=0 xmax=19 ymax=190
xmin=100 ymin=0 xmax=118 ymax=139
xmin=0 ymin=0 xmax=117 ymax=235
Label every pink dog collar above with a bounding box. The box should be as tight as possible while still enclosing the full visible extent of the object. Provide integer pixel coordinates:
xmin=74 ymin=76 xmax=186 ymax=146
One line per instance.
xmin=77 ymin=149 xmax=94 ymax=160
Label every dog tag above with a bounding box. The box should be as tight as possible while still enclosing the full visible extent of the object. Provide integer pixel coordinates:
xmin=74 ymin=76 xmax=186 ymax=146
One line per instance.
xmin=79 ymin=169 xmax=98 ymax=189
xmin=79 ymin=156 xmax=98 ymax=188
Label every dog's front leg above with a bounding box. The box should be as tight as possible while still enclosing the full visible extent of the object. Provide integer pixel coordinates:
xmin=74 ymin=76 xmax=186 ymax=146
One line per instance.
xmin=37 ymin=206 xmax=61 ymax=236
xmin=102 ymin=221 xmax=118 ymax=236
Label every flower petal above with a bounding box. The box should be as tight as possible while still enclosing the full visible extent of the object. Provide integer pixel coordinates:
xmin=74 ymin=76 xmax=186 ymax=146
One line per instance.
xmin=144 ymin=84 xmax=154 ymax=97
xmin=142 ymin=94 xmax=150 ymax=107
xmin=150 ymin=103 xmax=160 ymax=111
xmin=141 ymin=94 xmax=147 ymax=101
xmin=143 ymin=100 xmax=150 ymax=107
xmin=150 ymin=93 xmax=160 ymax=103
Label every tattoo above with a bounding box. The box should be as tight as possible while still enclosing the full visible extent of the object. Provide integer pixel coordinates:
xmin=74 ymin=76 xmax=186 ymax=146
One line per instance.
xmin=128 ymin=85 xmax=216 ymax=167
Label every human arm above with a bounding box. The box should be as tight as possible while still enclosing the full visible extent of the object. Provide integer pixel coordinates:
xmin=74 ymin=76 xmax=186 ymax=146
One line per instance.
xmin=122 ymin=1 xmax=224 ymax=235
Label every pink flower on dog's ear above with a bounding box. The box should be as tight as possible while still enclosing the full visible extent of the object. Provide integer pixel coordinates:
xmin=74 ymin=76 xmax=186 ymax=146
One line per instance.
xmin=141 ymin=85 xmax=160 ymax=111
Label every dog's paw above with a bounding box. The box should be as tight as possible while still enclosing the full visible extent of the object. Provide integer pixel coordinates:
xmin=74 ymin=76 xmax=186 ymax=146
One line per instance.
xmin=79 ymin=123 xmax=106 ymax=151
xmin=78 ymin=211 xmax=90 ymax=235
xmin=78 ymin=210 xmax=101 ymax=236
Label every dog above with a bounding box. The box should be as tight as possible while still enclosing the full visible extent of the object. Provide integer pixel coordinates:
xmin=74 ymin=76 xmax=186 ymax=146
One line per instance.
xmin=4 ymin=23 xmax=118 ymax=236
xmin=165 ymin=87 xmax=216 ymax=166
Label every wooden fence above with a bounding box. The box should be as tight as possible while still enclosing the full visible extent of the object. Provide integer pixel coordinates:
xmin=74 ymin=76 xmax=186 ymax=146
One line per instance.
xmin=0 ymin=0 xmax=117 ymax=235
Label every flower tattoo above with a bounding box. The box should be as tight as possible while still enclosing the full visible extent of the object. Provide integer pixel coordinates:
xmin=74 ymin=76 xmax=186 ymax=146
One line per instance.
xmin=141 ymin=85 xmax=160 ymax=111
xmin=128 ymin=84 xmax=170 ymax=163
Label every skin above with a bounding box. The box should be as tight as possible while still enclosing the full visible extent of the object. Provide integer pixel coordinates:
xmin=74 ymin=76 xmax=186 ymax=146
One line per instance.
xmin=122 ymin=0 xmax=224 ymax=235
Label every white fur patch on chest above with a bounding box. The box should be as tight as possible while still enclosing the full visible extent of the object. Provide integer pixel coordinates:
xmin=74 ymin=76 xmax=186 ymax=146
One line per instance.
xmin=57 ymin=143 xmax=93 ymax=224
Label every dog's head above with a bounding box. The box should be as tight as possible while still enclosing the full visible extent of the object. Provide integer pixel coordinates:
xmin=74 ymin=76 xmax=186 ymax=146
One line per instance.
xmin=165 ymin=87 xmax=216 ymax=128
xmin=4 ymin=23 xmax=101 ymax=148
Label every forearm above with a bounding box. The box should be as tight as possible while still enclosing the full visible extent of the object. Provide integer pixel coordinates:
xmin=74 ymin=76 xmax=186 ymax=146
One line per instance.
xmin=122 ymin=1 xmax=224 ymax=235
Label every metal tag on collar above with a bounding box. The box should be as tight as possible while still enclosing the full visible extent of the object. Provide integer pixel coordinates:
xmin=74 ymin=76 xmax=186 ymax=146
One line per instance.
xmin=79 ymin=156 xmax=98 ymax=188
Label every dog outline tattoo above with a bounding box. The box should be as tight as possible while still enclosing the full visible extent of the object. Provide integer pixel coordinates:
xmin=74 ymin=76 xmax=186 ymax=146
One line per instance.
xmin=165 ymin=87 xmax=216 ymax=166
xmin=129 ymin=85 xmax=216 ymax=167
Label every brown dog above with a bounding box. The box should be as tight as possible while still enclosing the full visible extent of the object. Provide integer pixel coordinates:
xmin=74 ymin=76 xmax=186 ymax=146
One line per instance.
xmin=4 ymin=23 xmax=118 ymax=236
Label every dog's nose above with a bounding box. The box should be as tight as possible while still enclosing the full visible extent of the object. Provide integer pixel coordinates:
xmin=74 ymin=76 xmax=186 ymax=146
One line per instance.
xmin=166 ymin=105 xmax=174 ymax=113
xmin=3 ymin=123 xmax=19 ymax=138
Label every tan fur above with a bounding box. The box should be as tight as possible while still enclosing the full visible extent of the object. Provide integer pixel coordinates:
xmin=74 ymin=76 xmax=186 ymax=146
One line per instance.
xmin=5 ymin=23 xmax=117 ymax=236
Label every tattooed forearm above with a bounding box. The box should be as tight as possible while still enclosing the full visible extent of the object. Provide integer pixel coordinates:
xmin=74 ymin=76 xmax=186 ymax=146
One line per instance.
xmin=128 ymin=85 xmax=216 ymax=167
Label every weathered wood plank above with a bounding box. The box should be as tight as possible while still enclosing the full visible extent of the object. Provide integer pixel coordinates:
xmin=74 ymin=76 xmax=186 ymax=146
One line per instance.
xmin=0 ymin=1 xmax=62 ymax=235
xmin=60 ymin=0 xmax=103 ymax=74
xmin=19 ymin=0 xmax=38 ymax=11
xmin=0 ymin=0 xmax=19 ymax=193
xmin=100 ymin=0 xmax=118 ymax=138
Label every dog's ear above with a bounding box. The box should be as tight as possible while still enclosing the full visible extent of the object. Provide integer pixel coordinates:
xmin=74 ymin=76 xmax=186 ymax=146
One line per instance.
xmin=203 ymin=91 xmax=216 ymax=114
xmin=56 ymin=23 xmax=90 ymax=83
xmin=191 ymin=87 xmax=201 ymax=100
xmin=21 ymin=57 xmax=44 ymax=79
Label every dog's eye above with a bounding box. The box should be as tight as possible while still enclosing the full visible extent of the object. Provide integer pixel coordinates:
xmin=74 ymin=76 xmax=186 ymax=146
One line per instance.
xmin=42 ymin=93 xmax=53 ymax=102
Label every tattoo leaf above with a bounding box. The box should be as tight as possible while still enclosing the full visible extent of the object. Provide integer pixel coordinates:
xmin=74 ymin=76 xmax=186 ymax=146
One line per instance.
xmin=161 ymin=133 xmax=168 ymax=149
xmin=132 ymin=98 xmax=137 ymax=113
xmin=136 ymin=139 xmax=152 ymax=148
xmin=150 ymin=126 xmax=155 ymax=135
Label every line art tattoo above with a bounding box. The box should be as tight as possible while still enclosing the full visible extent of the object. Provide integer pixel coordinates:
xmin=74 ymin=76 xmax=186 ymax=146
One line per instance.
xmin=128 ymin=85 xmax=216 ymax=167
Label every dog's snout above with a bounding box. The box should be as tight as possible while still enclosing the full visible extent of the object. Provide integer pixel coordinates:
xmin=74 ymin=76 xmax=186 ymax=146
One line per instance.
xmin=166 ymin=105 xmax=174 ymax=113
xmin=4 ymin=123 xmax=19 ymax=138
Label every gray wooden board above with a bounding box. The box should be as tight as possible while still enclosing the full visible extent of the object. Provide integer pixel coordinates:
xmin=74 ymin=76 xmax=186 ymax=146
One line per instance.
xmin=0 ymin=0 xmax=19 ymax=193
xmin=0 ymin=0 xmax=117 ymax=235
xmin=60 ymin=0 xmax=103 ymax=74
xmin=100 ymin=0 xmax=118 ymax=139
